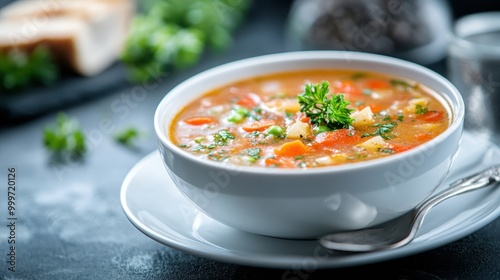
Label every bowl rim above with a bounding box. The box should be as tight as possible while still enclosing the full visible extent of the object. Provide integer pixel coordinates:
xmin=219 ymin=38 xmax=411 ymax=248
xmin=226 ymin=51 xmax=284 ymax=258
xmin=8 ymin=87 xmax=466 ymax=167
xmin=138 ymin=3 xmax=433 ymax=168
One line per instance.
xmin=154 ymin=51 xmax=465 ymax=175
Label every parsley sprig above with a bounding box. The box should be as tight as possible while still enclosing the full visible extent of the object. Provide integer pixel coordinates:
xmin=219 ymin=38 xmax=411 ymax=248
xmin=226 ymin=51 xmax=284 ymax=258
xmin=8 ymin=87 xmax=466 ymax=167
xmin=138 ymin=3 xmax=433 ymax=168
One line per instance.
xmin=43 ymin=113 xmax=86 ymax=156
xmin=298 ymin=81 xmax=354 ymax=130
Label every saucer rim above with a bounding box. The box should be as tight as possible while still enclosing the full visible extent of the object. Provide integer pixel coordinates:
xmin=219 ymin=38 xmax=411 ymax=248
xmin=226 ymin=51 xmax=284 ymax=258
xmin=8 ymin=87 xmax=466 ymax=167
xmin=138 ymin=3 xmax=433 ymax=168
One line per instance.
xmin=120 ymin=132 xmax=500 ymax=269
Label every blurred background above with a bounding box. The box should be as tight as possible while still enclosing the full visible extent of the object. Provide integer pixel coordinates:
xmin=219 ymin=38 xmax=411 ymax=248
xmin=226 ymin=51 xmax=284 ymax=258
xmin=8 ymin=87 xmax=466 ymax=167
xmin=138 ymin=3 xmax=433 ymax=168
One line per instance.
xmin=1 ymin=0 xmax=499 ymax=128
xmin=1 ymin=1 xmax=500 ymax=278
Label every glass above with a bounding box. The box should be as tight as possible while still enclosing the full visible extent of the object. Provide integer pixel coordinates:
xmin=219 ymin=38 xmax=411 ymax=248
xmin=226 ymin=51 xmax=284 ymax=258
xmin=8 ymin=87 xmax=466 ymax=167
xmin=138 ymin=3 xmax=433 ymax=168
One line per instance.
xmin=447 ymin=12 xmax=500 ymax=143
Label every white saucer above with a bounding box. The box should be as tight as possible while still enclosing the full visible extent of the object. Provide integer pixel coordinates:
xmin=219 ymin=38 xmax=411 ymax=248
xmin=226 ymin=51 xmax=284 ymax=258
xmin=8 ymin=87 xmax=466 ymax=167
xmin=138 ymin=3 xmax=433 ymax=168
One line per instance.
xmin=120 ymin=132 xmax=500 ymax=269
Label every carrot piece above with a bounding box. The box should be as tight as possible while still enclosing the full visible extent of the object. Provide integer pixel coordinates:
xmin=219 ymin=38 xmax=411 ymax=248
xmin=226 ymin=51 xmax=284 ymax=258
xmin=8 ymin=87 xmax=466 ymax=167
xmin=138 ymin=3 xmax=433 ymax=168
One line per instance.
xmin=418 ymin=111 xmax=445 ymax=122
xmin=334 ymin=80 xmax=361 ymax=96
xmin=415 ymin=133 xmax=432 ymax=142
xmin=365 ymin=80 xmax=390 ymax=89
xmin=313 ymin=129 xmax=361 ymax=148
xmin=300 ymin=116 xmax=310 ymax=123
xmin=184 ymin=117 xmax=215 ymax=125
xmin=359 ymin=104 xmax=384 ymax=113
xmin=236 ymin=94 xmax=259 ymax=108
xmin=242 ymin=119 xmax=275 ymax=132
xmin=274 ymin=140 xmax=309 ymax=157
xmin=391 ymin=144 xmax=415 ymax=153
xmin=265 ymin=157 xmax=295 ymax=168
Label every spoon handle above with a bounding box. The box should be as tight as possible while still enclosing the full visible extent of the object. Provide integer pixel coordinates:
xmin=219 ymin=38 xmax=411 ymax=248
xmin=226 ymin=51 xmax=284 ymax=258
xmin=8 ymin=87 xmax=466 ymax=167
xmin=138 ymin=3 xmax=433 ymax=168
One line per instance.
xmin=414 ymin=165 xmax=500 ymax=226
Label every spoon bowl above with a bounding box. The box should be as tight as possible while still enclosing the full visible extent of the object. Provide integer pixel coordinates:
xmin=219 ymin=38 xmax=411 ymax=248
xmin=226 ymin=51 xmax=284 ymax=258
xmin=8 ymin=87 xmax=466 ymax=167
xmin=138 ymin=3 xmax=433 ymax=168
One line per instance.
xmin=319 ymin=165 xmax=500 ymax=252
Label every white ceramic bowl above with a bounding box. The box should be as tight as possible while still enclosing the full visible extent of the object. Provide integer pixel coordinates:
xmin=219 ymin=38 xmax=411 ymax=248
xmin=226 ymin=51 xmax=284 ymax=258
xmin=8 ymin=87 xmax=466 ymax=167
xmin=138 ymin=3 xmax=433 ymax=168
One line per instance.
xmin=154 ymin=51 xmax=464 ymax=239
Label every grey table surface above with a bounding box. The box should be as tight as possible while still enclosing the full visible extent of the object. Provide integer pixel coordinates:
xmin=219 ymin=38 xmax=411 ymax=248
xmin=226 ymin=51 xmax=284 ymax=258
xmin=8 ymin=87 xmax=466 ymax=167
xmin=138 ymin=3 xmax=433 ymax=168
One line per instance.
xmin=1 ymin=0 xmax=500 ymax=279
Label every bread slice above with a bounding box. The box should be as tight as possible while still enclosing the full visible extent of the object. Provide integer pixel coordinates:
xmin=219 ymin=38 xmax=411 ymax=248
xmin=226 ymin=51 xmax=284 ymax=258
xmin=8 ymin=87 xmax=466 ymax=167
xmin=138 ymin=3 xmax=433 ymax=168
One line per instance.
xmin=0 ymin=0 xmax=135 ymax=76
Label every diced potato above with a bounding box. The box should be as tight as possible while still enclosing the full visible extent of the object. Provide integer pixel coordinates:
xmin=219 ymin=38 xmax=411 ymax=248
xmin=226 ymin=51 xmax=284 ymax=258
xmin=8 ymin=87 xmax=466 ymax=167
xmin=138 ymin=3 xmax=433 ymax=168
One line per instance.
xmin=350 ymin=106 xmax=375 ymax=127
xmin=359 ymin=136 xmax=387 ymax=152
xmin=315 ymin=154 xmax=348 ymax=165
xmin=264 ymin=99 xmax=301 ymax=113
xmin=404 ymin=98 xmax=429 ymax=113
xmin=286 ymin=121 xmax=312 ymax=139
xmin=282 ymin=99 xmax=301 ymax=113
xmin=413 ymin=123 xmax=441 ymax=132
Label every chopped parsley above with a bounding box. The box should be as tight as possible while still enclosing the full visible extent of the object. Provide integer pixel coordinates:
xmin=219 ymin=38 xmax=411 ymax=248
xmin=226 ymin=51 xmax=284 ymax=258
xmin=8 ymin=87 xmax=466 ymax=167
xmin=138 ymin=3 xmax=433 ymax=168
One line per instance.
xmin=363 ymin=122 xmax=398 ymax=140
xmin=213 ymin=129 xmax=235 ymax=146
xmin=245 ymin=148 xmax=261 ymax=160
xmin=415 ymin=104 xmax=429 ymax=115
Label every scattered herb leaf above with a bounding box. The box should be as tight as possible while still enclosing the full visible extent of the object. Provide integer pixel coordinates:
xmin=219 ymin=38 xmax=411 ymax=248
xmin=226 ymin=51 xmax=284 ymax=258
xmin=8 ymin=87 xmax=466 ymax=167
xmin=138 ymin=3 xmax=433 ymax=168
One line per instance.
xmin=114 ymin=127 xmax=142 ymax=146
xmin=43 ymin=113 xmax=86 ymax=156
xmin=213 ymin=129 xmax=235 ymax=146
xmin=415 ymin=104 xmax=429 ymax=115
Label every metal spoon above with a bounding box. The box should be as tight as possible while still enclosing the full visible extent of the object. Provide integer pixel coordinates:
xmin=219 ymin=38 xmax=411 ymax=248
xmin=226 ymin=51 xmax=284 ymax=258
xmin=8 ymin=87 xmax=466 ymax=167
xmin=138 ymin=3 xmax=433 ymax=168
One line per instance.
xmin=319 ymin=165 xmax=500 ymax=252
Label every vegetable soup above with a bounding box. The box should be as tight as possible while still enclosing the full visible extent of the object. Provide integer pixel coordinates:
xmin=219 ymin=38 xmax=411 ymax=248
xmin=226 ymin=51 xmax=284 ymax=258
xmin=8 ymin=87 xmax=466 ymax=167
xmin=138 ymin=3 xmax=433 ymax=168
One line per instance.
xmin=170 ymin=70 xmax=450 ymax=168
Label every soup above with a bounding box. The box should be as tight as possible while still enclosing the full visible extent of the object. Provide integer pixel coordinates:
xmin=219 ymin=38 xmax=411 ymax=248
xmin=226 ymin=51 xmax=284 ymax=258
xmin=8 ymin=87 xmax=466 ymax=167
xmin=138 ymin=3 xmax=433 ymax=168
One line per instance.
xmin=170 ymin=70 xmax=450 ymax=168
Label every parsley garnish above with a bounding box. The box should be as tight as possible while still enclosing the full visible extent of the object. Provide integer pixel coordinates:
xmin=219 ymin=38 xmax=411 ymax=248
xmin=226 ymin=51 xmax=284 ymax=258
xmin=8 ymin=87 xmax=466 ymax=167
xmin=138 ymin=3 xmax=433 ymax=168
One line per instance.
xmin=245 ymin=148 xmax=261 ymax=160
xmin=298 ymin=81 xmax=354 ymax=130
xmin=415 ymin=104 xmax=429 ymax=115
xmin=213 ymin=129 xmax=235 ymax=146
xmin=362 ymin=122 xmax=398 ymax=140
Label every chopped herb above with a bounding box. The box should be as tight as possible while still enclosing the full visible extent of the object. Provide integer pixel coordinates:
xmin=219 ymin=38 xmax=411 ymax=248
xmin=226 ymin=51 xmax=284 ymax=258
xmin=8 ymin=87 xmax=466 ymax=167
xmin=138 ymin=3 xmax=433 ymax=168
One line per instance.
xmin=285 ymin=112 xmax=294 ymax=119
xmin=297 ymin=162 xmax=307 ymax=168
xmin=114 ymin=127 xmax=142 ymax=146
xmin=380 ymin=148 xmax=394 ymax=154
xmin=298 ymin=81 xmax=354 ymax=130
xmin=245 ymin=148 xmax=261 ymax=160
xmin=362 ymin=89 xmax=372 ymax=95
xmin=354 ymin=101 xmax=366 ymax=107
xmin=247 ymin=131 xmax=261 ymax=138
xmin=194 ymin=137 xmax=205 ymax=144
xmin=43 ymin=112 xmax=86 ymax=157
xmin=363 ymin=122 xmax=398 ymax=140
xmin=213 ymin=129 xmax=235 ymax=146
xmin=192 ymin=143 xmax=216 ymax=151
xmin=351 ymin=72 xmax=366 ymax=80
xmin=383 ymin=115 xmax=392 ymax=122
xmin=294 ymin=155 xmax=304 ymax=160
xmin=415 ymin=104 xmax=429 ymax=115
xmin=390 ymin=79 xmax=415 ymax=89
xmin=397 ymin=113 xmax=404 ymax=122
xmin=178 ymin=144 xmax=190 ymax=148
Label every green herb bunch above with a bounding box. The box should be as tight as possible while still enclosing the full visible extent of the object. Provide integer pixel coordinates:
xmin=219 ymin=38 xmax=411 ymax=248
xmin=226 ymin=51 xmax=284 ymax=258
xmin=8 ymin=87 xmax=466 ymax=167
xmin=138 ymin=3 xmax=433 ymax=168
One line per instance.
xmin=120 ymin=0 xmax=250 ymax=83
xmin=43 ymin=113 xmax=86 ymax=157
xmin=298 ymin=81 xmax=354 ymax=130
xmin=0 ymin=45 xmax=59 ymax=92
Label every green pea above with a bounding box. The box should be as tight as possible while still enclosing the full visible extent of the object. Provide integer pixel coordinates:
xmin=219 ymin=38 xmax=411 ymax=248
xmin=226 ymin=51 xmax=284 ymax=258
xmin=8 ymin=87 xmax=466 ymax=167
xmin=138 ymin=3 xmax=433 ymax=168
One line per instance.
xmin=227 ymin=111 xmax=245 ymax=123
xmin=314 ymin=126 xmax=332 ymax=133
xmin=267 ymin=125 xmax=284 ymax=137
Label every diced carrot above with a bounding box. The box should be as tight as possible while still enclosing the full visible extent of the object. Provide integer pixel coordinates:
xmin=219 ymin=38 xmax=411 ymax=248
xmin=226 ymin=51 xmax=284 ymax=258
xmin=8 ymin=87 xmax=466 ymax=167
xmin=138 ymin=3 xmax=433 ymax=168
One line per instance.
xmin=274 ymin=140 xmax=309 ymax=157
xmin=359 ymin=104 xmax=384 ymax=113
xmin=236 ymin=94 xmax=259 ymax=108
xmin=184 ymin=117 xmax=215 ymax=125
xmin=264 ymin=157 xmax=295 ymax=168
xmin=415 ymin=133 xmax=432 ymax=142
xmin=391 ymin=143 xmax=415 ymax=153
xmin=418 ymin=111 xmax=445 ymax=122
xmin=313 ymin=129 xmax=362 ymax=148
xmin=365 ymin=80 xmax=390 ymax=89
xmin=334 ymin=80 xmax=361 ymax=95
xmin=300 ymin=116 xmax=310 ymax=123
xmin=242 ymin=119 xmax=276 ymax=132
